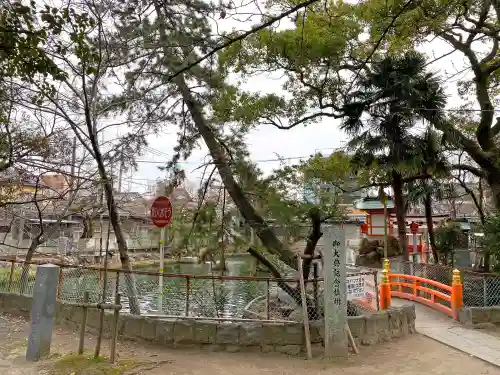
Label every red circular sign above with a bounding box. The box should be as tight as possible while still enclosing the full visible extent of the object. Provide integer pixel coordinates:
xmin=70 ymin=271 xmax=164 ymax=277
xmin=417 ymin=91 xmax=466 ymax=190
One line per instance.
xmin=150 ymin=196 xmax=173 ymax=228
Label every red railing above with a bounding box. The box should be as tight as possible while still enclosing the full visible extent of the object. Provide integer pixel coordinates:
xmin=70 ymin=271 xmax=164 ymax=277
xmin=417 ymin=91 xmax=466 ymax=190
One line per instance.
xmin=389 ymin=273 xmax=453 ymax=317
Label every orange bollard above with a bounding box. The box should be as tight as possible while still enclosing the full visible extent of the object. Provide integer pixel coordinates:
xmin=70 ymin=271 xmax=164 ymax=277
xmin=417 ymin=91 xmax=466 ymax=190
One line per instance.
xmin=451 ymin=269 xmax=463 ymax=320
xmin=379 ymin=269 xmax=391 ymax=310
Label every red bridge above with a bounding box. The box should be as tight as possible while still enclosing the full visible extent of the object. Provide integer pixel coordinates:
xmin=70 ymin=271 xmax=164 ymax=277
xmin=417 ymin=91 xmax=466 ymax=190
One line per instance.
xmin=354 ymin=264 xmax=463 ymax=320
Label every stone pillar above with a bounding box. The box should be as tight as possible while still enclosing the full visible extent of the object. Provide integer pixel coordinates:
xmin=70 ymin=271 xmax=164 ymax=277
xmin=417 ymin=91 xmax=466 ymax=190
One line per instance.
xmin=26 ymin=264 xmax=60 ymax=361
xmin=323 ymin=226 xmax=348 ymax=358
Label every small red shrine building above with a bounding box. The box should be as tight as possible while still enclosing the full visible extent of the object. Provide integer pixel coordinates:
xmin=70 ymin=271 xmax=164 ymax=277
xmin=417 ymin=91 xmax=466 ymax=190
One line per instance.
xmin=355 ymin=197 xmax=449 ymax=257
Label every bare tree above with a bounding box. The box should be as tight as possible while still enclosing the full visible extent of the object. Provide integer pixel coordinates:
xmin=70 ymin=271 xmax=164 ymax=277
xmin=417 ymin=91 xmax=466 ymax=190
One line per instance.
xmin=6 ymin=0 xmax=149 ymax=314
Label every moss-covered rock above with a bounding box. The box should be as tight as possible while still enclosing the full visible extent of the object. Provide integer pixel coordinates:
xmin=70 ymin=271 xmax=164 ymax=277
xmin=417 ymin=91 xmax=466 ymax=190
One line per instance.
xmin=44 ymin=353 xmax=146 ymax=375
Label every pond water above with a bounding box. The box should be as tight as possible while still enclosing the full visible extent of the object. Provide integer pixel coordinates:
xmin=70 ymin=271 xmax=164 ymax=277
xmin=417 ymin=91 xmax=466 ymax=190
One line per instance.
xmin=58 ymin=255 xmax=273 ymax=318
xmin=32 ymin=248 xmax=357 ymax=318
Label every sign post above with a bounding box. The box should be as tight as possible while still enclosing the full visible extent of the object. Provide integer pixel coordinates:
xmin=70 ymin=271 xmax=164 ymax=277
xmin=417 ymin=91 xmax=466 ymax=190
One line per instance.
xmin=323 ymin=226 xmax=348 ymax=358
xmin=150 ymin=196 xmax=173 ymax=313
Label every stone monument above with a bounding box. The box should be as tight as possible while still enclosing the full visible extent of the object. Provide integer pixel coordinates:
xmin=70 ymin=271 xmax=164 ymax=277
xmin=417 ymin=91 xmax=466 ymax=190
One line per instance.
xmin=323 ymin=226 xmax=348 ymax=358
xmin=26 ymin=264 xmax=60 ymax=361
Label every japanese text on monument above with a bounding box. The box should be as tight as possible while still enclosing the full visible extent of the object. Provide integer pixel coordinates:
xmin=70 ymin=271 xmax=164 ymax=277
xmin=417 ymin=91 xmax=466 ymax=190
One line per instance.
xmin=332 ymin=239 xmax=341 ymax=306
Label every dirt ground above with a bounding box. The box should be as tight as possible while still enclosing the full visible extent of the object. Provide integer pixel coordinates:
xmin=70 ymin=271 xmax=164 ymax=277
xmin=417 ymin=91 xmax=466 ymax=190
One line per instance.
xmin=0 ymin=313 xmax=497 ymax=375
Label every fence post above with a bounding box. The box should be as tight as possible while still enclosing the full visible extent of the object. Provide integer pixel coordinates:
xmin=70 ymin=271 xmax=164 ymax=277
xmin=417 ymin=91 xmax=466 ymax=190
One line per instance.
xmin=184 ymin=276 xmax=190 ymax=317
xmin=115 ymin=271 xmax=120 ymax=298
xmin=451 ymin=269 xmax=463 ymax=321
xmin=379 ymin=269 xmax=391 ymax=310
xmin=78 ymin=291 xmax=89 ymax=355
xmin=313 ymin=263 xmax=319 ymax=312
xmin=110 ymin=293 xmax=121 ymax=364
xmin=7 ymin=260 xmax=15 ymax=292
xmin=265 ymin=279 xmax=270 ymax=320
xmin=483 ymin=277 xmax=488 ymax=307
xmin=56 ymin=268 xmax=63 ymax=299
xmin=414 ymin=280 xmax=420 ymax=297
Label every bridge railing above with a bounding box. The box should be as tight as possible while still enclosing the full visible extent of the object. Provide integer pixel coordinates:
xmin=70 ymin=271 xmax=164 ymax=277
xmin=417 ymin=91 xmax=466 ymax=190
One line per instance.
xmin=379 ymin=263 xmax=464 ymax=320
xmin=389 ymin=273 xmax=453 ymax=317
xmin=389 ymin=260 xmax=500 ymax=307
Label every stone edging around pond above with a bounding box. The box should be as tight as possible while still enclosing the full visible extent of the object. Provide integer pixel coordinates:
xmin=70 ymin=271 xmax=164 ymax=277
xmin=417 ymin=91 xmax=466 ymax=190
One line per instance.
xmin=0 ymin=292 xmax=416 ymax=356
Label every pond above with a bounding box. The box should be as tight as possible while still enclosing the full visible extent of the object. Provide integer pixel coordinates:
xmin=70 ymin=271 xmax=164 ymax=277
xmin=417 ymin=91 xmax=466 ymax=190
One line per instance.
xmin=57 ymin=255 xmax=275 ymax=318
xmin=11 ymin=248 xmax=357 ymax=318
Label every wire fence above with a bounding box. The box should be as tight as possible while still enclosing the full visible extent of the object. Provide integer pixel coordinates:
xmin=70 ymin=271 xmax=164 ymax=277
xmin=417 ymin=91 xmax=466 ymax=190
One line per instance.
xmin=390 ymin=260 xmax=500 ymax=307
xmin=0 ymin=259 xmax=378 ymax=321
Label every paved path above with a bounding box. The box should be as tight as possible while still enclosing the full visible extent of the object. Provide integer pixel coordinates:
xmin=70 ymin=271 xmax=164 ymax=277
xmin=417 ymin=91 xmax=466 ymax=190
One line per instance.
xmin=392 ymin=298 xmax=500 ymax=367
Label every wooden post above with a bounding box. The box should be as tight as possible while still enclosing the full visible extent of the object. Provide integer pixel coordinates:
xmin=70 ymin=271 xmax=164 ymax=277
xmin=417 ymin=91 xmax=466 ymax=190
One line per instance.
xmin=78 ymin=291 xmax=89 ymax=355
xmin=297 ymin=257 xmax=312 ymax=359
xmin=266 ymin=279 xmax=270 ymax=320
xmin=56 ymin=268 xmax=63 ymax=299
xmin=313 ymin=263 xmax=319 ymax=312
xmin=7 ymin=261 xmax=15 ymax=292
xmin=346 ymin=323 xmax=359 ymax=354
xmin=110 ymin=293 xmax=121 ymax=363
xmin=184 ymin=276 xmax=190 ymax=316
xmin=115 ymin=271 xmax=120 ymax=297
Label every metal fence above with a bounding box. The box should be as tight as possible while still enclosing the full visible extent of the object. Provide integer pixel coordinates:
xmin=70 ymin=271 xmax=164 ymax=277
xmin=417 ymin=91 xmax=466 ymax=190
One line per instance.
xmin=0 ymin=259 xmax=378 ymax=321
xmin=390 ymin=260 xmax=500 ymax=307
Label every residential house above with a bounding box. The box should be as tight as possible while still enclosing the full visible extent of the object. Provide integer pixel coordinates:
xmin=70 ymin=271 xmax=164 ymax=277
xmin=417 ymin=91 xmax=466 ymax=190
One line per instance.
xmin=79 ymin=186 xmax=197 ymax=258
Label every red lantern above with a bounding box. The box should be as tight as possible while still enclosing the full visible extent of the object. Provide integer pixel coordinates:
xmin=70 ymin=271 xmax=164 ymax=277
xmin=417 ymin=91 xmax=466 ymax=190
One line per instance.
xmin=410 ymin=222 xmax=419 ymax=234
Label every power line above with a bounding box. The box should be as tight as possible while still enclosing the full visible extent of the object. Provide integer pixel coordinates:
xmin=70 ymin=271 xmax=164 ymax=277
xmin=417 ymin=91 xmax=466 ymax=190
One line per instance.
xmin=135 ymin=155 xmax=313 ymax=165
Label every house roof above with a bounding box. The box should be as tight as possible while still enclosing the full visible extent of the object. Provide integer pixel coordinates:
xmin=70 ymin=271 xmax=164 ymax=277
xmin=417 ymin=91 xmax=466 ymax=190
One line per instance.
xmin=0 ymin=167 xmax=49 ymax=188
xmin=355 ymin=197 xmax=395 ymax=210
xmin=0 ymin=182 xmax=200 ymax=222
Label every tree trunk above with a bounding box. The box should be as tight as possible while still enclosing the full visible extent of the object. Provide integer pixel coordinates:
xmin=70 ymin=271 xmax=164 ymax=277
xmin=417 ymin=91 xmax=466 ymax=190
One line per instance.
xmin=20 ymin=219 xmax=70 ymax=294
xmin=391 ymin=171 xmax=408 ymax=261
xmin=479 ymin=180 xmax=489 ymax=271
xmin=301 ymin=208 xmax=322 ymax=282
xmin=84 ymin=119 xmax=141 ymax=315
xmin=174 ymin=76 xmax=297 ymax=269
xmin=100 ymin=179 xmax=141 ymax=314
xmin=488 ymin=178 xmax=500 ymax=210
xmin=423 ymin=192 xmax=439 ymax=264
xmin=19 ymin=236 xmax=42 ymax=294
xmin=449 ymin=199 xmax=457 ymax=219
xmin=247 ymin=247 xmax=318 ymax=319
xmin=150 ymin=1 xmax=297 ymax=270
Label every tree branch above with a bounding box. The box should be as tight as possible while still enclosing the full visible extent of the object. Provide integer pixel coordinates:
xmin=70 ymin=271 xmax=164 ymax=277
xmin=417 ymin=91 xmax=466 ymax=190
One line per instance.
xmin=451 ymin=164 xmax=487 ymax=178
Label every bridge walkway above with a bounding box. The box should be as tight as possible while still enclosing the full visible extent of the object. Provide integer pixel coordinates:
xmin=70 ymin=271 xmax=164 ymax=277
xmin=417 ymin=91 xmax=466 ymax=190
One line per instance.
xmin=391 ymin=298 xmax=500 ymax=367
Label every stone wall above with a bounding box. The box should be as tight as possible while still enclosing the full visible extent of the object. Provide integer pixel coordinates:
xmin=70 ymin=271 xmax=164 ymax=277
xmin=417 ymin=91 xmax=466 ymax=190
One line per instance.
xmin=459 ymin=306 xmax=500 ymax=327
xmin=0 ymin=293 xmax=416 ymax=356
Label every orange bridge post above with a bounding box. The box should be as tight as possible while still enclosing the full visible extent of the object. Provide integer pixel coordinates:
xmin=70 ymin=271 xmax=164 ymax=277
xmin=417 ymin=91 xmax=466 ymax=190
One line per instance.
xmin=451 ymin=269 xmax=463 ymax=320
xmin=380 ymin=269 xmax=391 ymax=310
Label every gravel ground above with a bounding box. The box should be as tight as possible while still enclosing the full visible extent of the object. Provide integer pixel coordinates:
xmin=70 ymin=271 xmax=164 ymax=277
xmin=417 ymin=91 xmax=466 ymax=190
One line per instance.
xmin=0 ymin=313 xmax=497 ymax=375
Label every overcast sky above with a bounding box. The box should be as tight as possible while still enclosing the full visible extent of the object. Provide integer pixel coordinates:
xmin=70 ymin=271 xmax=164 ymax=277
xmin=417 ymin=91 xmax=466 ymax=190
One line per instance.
xmin=120 ymin=4 xmax=472 ymax=194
